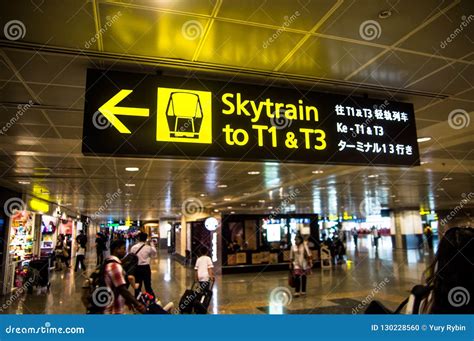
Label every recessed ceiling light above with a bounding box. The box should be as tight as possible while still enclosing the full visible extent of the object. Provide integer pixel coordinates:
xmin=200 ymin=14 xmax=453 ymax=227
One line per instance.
xmin=420 ymin=161 xmax=429 ymax=165
xmin=243 ymin=192 xmax=251 ymax=196
xmin=125 ymin=167 xmax=139 ymax=172
xmin=227 ymin=206 xmax=232 ymax=209
xmin=368 ymin=174 xmax=379 ymax=178
xmin=417 ymin=137 xmax=432 ymax=143
xmin=125 ymin=193 xmax=132 ymax=196
xmin=241 ymin=203 xmax=247 ymax=206
xmin=125 ymin=183 xmax=135 ymax=187
xmin=217 ymin=184 xmax=227 ymax=188
xmin=258 ymin=199 xmax=265 ymax=203
xmin=213 ymin=209 xmax=219 ymax=212
xmin=442 ymin=177 xmax=452 ymax=181
xmin=437 ymin=188 xmax=444 ymax=191
xmin=200 ymin=193 xmax=206 ymax=197
xmin=378 ymin=10 xmax=392 ymax=19
xmin=391 ymin=195 xmax=396 ymax=198
xmin=224 ymin=198 xmax=231 ymax=201
xmin=312 ymin=170 xmax=323 ymax=174
xmin=268 ymin=206 xmax=273 ymax=209
xmin=18 ymin=181 xmax=30 ymax=185
xmin=230 ymin=211 xmax=235 ymax=214
xmin=247 ymin=171 xmax=260 ymax=175
xmin=211 ymin=202 xmax=217 ymax=205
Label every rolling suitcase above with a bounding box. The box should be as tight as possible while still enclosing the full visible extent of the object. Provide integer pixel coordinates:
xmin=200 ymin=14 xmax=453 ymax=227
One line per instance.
xmin=178 ymin=285 xmax=198 ymax=314
xmin=193 ymin=279 xmax=214 ymax=314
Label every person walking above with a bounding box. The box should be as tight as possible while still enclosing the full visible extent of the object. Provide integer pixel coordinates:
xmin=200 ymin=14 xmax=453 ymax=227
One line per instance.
xmin=95 ymin=233 xmax=106 ymax=265
xmin=371 ymin=226 xmax=380 ymax=250
xmin=290 ymin=234 xmax=312 ymax=297
xmin=130 ymin=232 xmax=157 ymax=298
xmin=75 ymin=243 xmax=86 ymax=272
xmin=194 ymin=247 xmax=214 ymax=292
xmin=103 ymin=240 xmax=145 ymax=314
xmin=351 ymin=227 xmax=359 ymax=248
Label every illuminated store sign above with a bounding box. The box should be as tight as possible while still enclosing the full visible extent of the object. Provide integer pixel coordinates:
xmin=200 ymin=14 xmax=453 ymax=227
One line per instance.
xmin=82 ymin=69 xmax=420 ymax=166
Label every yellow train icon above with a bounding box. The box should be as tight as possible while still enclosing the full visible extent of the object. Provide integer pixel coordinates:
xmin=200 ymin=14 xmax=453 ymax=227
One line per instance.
xmin=165 ymin=92 xmax=204 ymax=138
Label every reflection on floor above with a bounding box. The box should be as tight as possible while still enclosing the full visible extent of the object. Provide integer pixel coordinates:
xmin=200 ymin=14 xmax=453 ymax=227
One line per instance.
xmin=0 ymin=237 xmax=436 ymax=314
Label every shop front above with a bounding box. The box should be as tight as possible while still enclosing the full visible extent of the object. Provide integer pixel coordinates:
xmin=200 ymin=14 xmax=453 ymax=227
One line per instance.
xmin=222 ymin=214 xmax=319 ymax=274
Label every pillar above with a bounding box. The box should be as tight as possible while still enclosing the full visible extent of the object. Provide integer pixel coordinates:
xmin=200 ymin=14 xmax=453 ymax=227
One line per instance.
xmin=390 ymin=210 xmax=423 ymax=249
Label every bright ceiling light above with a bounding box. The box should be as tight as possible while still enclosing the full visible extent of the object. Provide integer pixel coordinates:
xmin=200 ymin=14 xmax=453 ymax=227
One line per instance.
xmin=224 ymin=198 xmax=231 ymax=201
xmin=125 ymin=167 xmax=139 ymax=172
xmin=442 ymin=177 xmax=452 ymax=181
xmin=18 ymin=181 xmax=30 ymax=185
xmin=368 ymin=174 xmax=379 ymax=178
xmin=268 ymin=206 xmax=273 ymax=209
xmin=258 ymin=199 xmax=265 ymax=203
xmin=200 ymin=193 xmax=206 ymax=197
xmin=213 ymin=209 xmax=219 ymax=212
xmin=230 ymin=211 xmax=235 ymax=214
xmin=227 ymin=206 xmax=232 ymax=209
xmin=217 ymin=184 xmax=227 ymax=188
xmin=247 ymin=171 xmax=260 ymax=175
xmin=312 ymin=170 xmax=323 ymax=174
xmin=125 ymin=183 xmax=135 ymax=187
xmin=417 ymin=137 xmax=432 ymax=143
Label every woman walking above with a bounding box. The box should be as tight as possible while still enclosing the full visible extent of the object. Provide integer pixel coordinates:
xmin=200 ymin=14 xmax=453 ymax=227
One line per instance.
xmin=290 ymin=234 xmax=313 ymax=297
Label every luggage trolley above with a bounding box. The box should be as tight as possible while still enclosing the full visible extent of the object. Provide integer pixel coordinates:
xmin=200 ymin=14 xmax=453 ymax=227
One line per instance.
xmin=165 ymin=92 xmax=204 ymax=138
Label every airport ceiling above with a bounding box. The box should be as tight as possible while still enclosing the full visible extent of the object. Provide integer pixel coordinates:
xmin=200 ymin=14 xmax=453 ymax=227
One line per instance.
xmin=0 ymin=0 xmax=472 ymax=220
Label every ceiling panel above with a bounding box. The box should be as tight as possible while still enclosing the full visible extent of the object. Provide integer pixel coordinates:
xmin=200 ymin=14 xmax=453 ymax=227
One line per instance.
xmin=316 ymin=0 xmax=450 ymax=46
xmin=280 ymin=36 xmax=384 ymax=78
xmin=0 ymin=108 xmax=49 ymax=125
xmin=407 ymin=62 xmax=474 ymax=95
xmin=3 ymin=49 xmax=89 ymax=87
xmin=100 ymin=4 xmax=207 ymax=60
xmin=44 ymin=110 xmax=83 ymax=127
xmin=0 ymin=0 xmax=97 ymax=49
xmin=217 ymin=0 xmax=338 ymax=31
xmin=198 ymin=20 xmax=304 ymax=70
xmin=349 ymin=50 xmax=449 ymax=90
xmin=399 ymin=1 xmax=474 ymax=59
xmin=0 ymin=81 xmax=33 ymax=102
xmin=416 ymin=98 xmax=474 ymax=121
xmin=106 ymin=0 xmax=218 ymax=16
xmin=29 ymin=84 xmax=84 ymax=109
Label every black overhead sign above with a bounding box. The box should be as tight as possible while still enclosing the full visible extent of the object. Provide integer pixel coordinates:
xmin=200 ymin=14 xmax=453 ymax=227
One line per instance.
xmin=82 ymin=69 xmax=420 ymax=167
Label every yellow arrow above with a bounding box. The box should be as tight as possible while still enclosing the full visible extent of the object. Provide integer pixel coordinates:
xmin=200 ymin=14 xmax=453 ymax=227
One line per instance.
xmin=98 ymin=89 xmax=149 ymax=134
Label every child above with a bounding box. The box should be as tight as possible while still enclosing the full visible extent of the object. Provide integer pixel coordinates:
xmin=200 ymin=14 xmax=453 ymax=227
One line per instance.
xmin=194 ymin=247 xmax=214 ymax=291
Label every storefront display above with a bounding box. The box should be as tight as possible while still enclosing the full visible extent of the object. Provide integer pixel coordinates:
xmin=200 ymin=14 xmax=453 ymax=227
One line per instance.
xmin=7 ymin=210 xmax=38 ymax=291
xmin=222 ymin=214 xmax=318 ymax=273
xmin=40 ymin=215 xmax=57 ymax=257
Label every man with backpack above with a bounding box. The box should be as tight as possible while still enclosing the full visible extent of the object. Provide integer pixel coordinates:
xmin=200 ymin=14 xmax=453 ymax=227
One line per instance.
xmin=83 ymin=240 xmax=145 ymax=314
xmin=130 ymin=232 xmax=157 ymax=298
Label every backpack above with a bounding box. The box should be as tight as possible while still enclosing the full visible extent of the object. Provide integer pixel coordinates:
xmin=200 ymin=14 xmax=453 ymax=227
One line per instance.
xmin=364 ymin=285 xmax=431 ymax=314
xmin=82 ymin=259 xmax=118 ymax=314
xmin=121 ymin=243 xmax=146 ymax=277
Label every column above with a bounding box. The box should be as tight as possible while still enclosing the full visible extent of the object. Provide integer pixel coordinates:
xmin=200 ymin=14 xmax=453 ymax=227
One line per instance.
xmin=390 ymin=210 xmax=423 ymax=249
